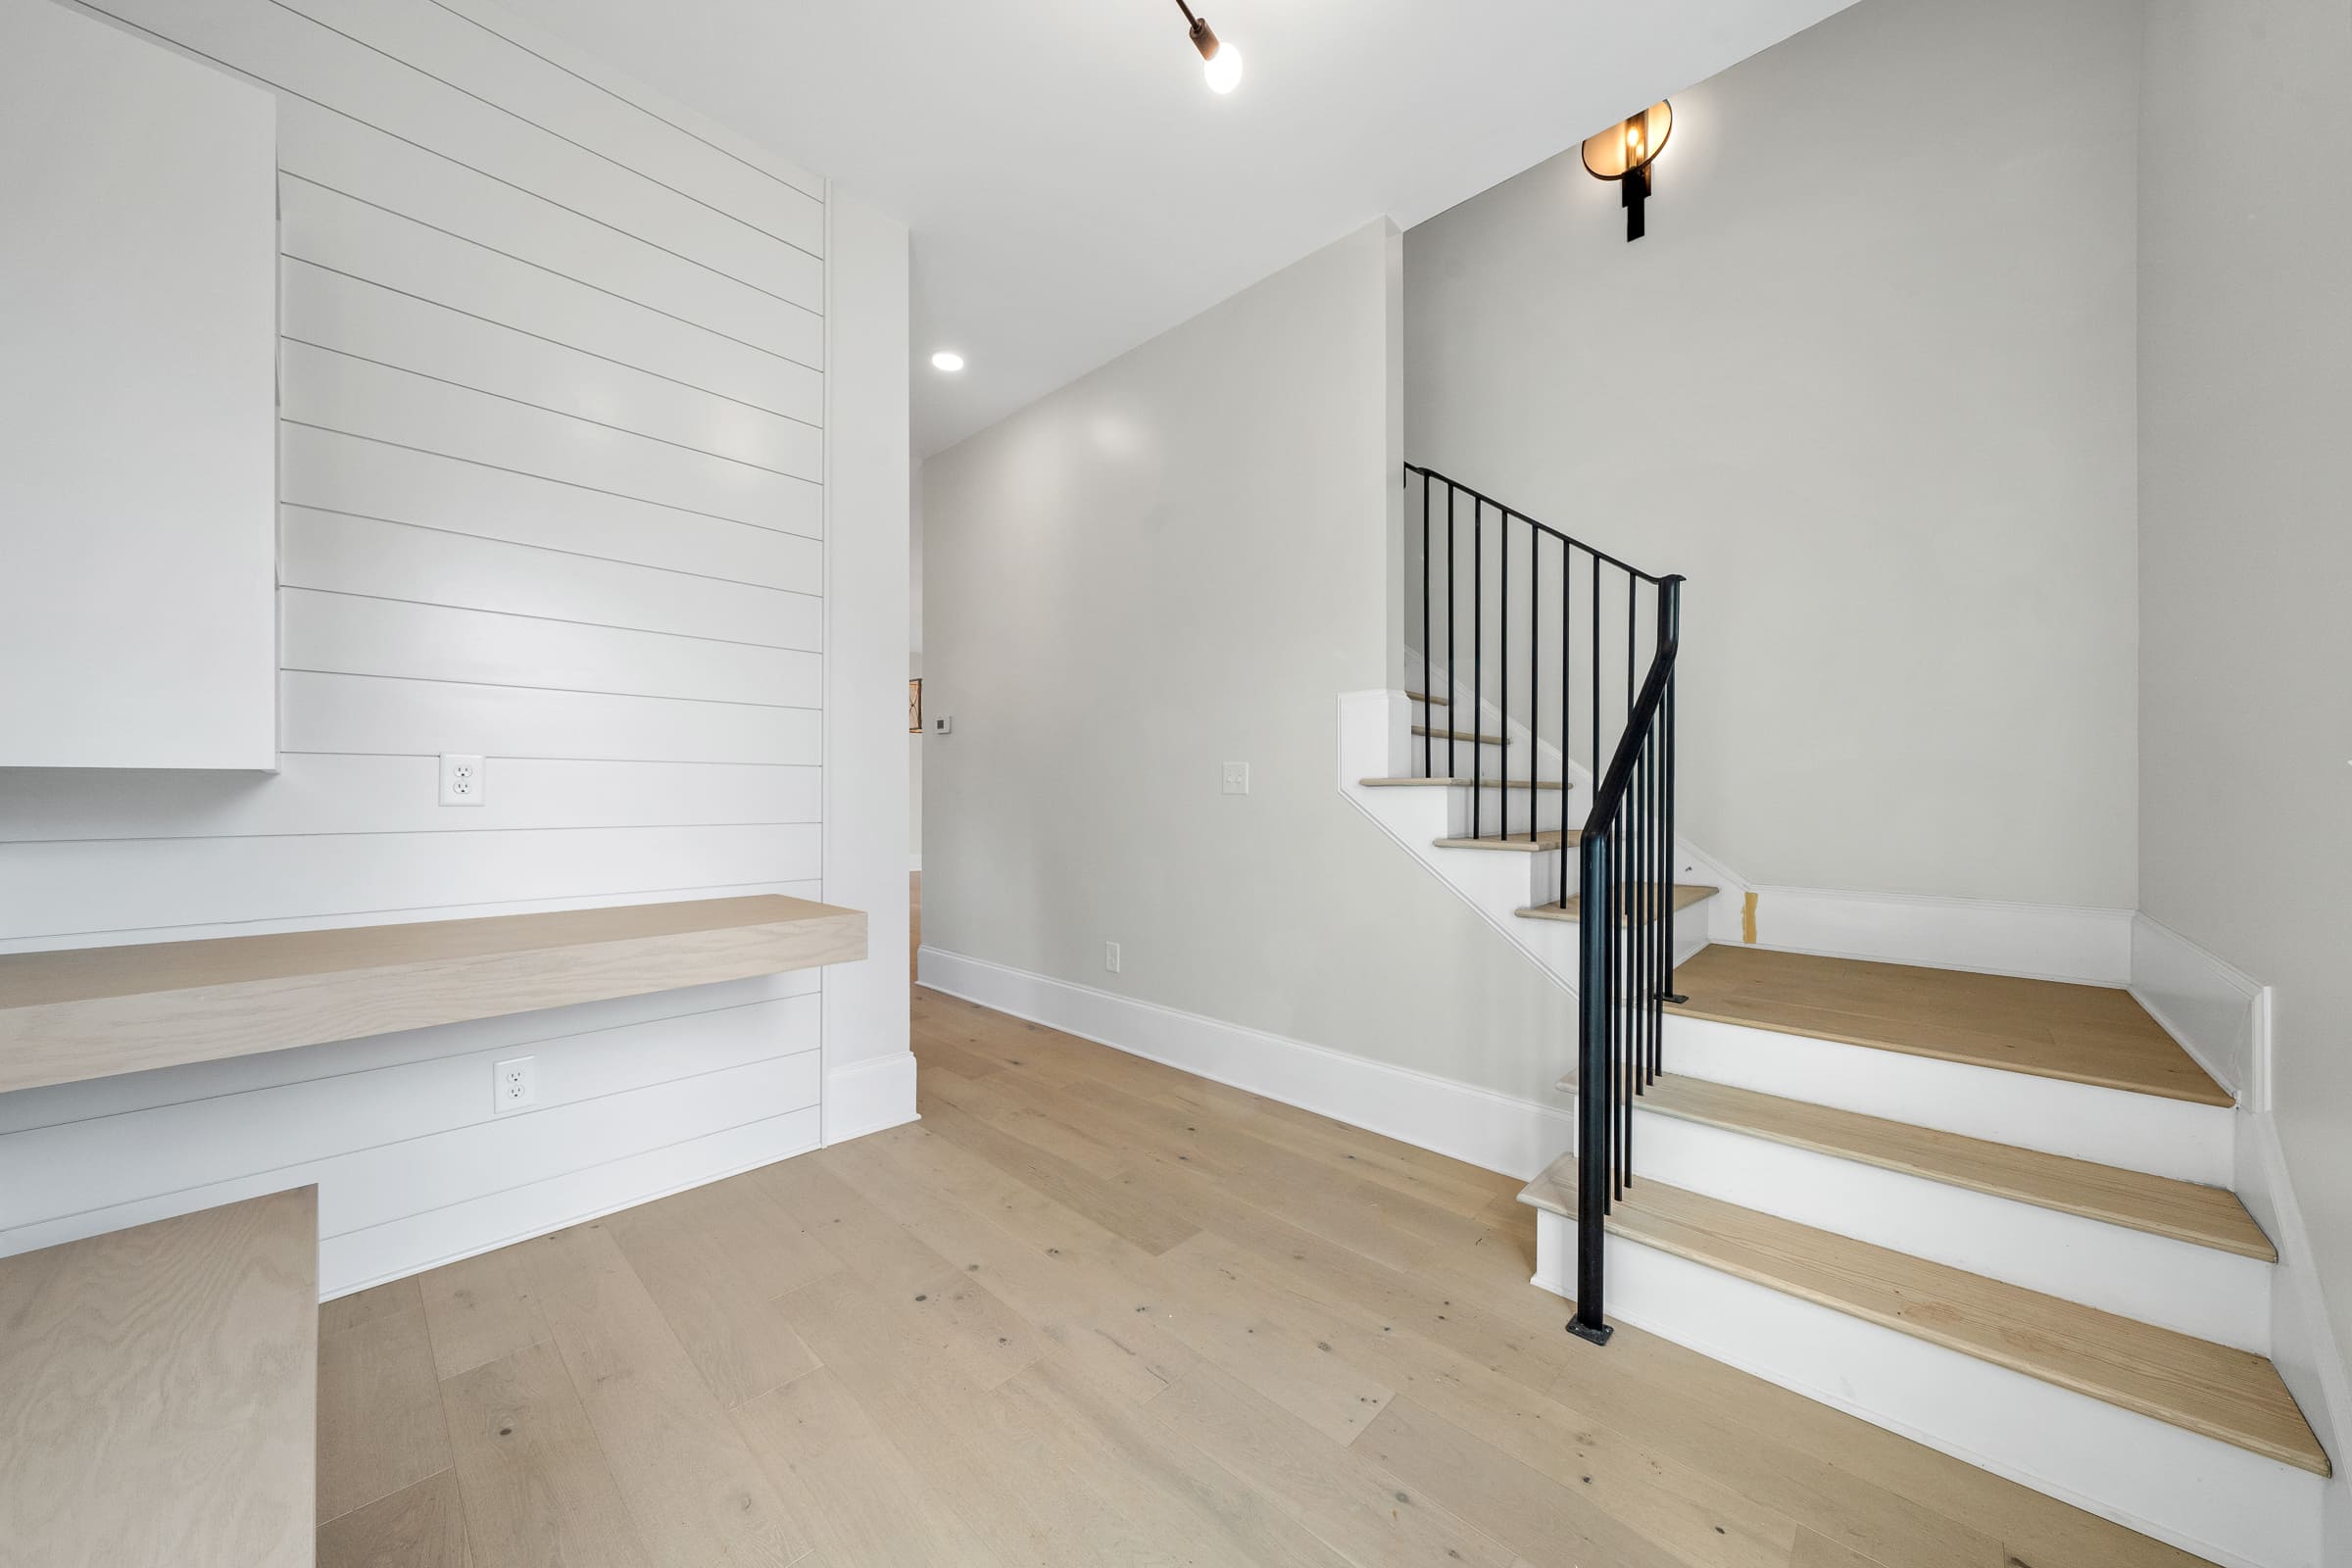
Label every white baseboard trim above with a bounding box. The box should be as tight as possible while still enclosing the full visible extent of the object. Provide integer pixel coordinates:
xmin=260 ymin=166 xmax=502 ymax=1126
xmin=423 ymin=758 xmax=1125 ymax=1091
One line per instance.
xmin=916 ymin=946 xmax=1570 ymax=1181
xmin=909 ymin=854 xmax=923 ymax=873
xmin=824 ymin=1052 xmax=920 ymax=1145
xmin=1736 ymin=883 xmax=2133 ymax=986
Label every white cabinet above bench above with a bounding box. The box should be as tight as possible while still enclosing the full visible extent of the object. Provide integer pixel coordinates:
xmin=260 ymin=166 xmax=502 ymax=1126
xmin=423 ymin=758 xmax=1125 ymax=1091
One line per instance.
xmin=0 ymin=0 xmax=277 ymax=769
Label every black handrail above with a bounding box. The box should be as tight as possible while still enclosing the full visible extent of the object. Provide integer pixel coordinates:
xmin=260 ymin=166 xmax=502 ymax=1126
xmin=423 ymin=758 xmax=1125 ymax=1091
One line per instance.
xmin=1403 ymin=463 xmax=1682 ymax=1343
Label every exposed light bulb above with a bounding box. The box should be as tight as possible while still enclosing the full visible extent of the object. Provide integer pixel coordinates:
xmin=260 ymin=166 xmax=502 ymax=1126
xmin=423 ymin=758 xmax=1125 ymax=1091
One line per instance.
xmin=930 ymin=350 xmax=964 ymax=373
xmin=1202 ymin=39 xmax=1243 ymax=93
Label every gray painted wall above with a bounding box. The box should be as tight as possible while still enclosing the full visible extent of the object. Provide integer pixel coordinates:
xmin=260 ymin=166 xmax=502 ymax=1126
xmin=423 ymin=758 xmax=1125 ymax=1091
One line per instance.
xmin=2138 ymin=0 xmax=2352 ymax=1400
xmin=921 ymin=221 xmax=1575 ymax=1102
xmin=1404 ymin=0 xmax=2144 ymax=907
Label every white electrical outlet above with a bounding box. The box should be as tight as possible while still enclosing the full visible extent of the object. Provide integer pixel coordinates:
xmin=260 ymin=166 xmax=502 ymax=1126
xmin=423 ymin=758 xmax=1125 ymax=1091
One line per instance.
xmin=932 ymin=715 xmax=953 ymax=735
xmin=1222 ymin=761 xmax=1250 ymax=796
xmin=492 ymin=1055 xmax=536 ymax=1113
xmin=1104 ymin=941 xmax=1121 ymax=974
xmin=439 ymin=754 xmax=486 ymax=807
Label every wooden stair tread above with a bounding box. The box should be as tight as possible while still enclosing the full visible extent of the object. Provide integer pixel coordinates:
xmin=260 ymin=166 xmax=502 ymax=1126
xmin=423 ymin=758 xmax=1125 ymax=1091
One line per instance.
xmin=1359 ymin=776 xmax=1564 ymax=791
xmin=1516 ymin=884 xmax=1718 ymax=925
xmin=1564 ymin=1072 xmax=2273 ymax=1259
xmin=1413 ymin=725 xmax=1507 ymax=744
xmin=1667 ymin=946 xmax=2231 ymax=1107
xmin=1515 ymin=1162 xmax=2328 ymax=1475
xmin=1404 ymin=690 xmax=1449 ymax=706
xmin=1434 ymin=830 xmax=1584 ymax=853
xmin=0 ymin=1188 xmax=319 ymax=1564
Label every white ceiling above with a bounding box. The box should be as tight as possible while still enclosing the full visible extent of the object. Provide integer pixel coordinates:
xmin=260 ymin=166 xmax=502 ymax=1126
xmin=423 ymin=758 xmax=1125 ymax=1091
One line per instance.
xmin=495 ymin=0 xmax=1857 ymax=458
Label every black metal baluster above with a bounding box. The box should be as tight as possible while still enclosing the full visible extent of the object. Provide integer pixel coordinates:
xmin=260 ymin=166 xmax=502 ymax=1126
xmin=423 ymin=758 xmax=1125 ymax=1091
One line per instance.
xmin=1527 ymin=526 xmax=1538 ymax=844
xmin=1471 ymin=499 xmax=1485 ymax=834
xmin=1571 ymin=818 xmax=1612 ymax=1347
xmin=1420 ymin=475 xmax=1432 ymax=780
xmin=1446 ymin=485 xmax=1457 ymax=782
xmin=1499 ymin=515 xmax=1510 ymax=842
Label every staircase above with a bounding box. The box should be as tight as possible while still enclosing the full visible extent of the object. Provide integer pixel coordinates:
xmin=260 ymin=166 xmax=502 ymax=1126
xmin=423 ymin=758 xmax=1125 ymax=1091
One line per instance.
xmin=1341 ymin=466 xmax=2329 ymax=1568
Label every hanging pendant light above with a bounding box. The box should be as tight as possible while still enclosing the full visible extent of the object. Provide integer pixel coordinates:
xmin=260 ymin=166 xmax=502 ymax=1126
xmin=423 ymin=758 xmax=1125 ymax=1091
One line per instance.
xmin=1172 ymin=0 xmax=1243 ymax=93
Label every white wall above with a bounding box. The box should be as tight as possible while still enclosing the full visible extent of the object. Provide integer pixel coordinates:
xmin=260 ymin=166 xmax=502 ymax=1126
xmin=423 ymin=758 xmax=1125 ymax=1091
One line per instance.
xmin=2137 ymin=0 xmax=2352 ymax=1540
xmin=822 ymin=189 xmax=915 ymax=1139
xmin=1404 ymin=0 xmax=2142 ymax=909
xmin=0 ymin=0 xmax=907 ymax=1296
xmin=921 ymin=220 xmax=1576 ymax=1104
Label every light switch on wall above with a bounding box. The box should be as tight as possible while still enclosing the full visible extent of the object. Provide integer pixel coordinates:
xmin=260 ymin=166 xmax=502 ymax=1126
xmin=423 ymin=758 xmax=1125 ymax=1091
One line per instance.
xmin=1222 ymin=761 xmax=1250 ymax=796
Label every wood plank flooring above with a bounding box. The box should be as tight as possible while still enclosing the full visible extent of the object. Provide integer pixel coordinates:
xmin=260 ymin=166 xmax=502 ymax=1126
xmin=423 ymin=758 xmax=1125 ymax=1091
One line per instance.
xmin=1668 ymin=947 xmax=2231 ymax=1105
xmin=315 ymin=983 xmax=2225 ymax=1566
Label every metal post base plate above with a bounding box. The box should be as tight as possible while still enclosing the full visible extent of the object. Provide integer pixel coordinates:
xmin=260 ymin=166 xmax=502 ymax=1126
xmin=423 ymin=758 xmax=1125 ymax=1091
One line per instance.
xmin=1567 ymin=1317 xmax=1615 ymax=1348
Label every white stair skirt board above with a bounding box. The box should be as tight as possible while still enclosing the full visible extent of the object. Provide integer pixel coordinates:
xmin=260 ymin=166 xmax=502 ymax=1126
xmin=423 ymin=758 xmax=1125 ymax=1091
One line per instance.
xmin=1731 ymin=884 xmax=2134 ymax=987
xmin=915 ymin=946 xmax=1572 ymax=1181
xmin=1606 ymin=1098 xmax=2270 ymax=1350
xmin=1666 ymin=1014 xmax=2235 ymax=1187
xmin=825 ymin=1051 xmax=920 ymax=1144
xmin=1528 ymin=1210 xmax=2327 ymax=1568
xmin=2134 ymin=917 xmax=2352 ymax=1555
xmin=1344 ymin=691 xmax=2132 ymax=987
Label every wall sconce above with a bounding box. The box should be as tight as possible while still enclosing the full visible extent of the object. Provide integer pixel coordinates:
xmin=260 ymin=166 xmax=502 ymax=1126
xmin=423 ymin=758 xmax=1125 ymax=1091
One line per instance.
xmin=1583 ymin=101 xmax=1672 ymax=242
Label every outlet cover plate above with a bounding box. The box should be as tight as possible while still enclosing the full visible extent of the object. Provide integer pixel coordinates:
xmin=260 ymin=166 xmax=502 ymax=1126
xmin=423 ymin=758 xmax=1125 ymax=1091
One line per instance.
xmin=439 ymin=754 xmax=486 ymax=807
xmin=493 ymin=1055 xmax=536 ymax=1113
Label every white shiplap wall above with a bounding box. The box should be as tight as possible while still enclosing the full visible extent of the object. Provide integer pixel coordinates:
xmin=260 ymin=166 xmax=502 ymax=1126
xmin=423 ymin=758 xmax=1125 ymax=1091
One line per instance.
xmin=0 ymin=0 xmax=837 ymax=1295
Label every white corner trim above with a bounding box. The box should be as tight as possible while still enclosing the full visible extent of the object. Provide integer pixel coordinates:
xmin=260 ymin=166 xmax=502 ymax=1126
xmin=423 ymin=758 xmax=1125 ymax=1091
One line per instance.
xmin=824 ymin=1052 xmax=919 ymax=1145
xmin=915 ymin=945 xmax=1570 ymax=1181
xmin=909 ymin=854 xmax=924 ymax=873
xmin=1736 ymin=883 xmax=2134 ymax=986
xmin=2130 ymin=912 xmax=2266 ymax=1103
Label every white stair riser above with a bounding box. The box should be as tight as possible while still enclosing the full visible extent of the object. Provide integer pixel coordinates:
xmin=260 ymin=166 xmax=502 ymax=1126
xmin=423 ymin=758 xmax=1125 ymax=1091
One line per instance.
xmin=1529 ymin=1210 xmax=2325 ymax=1568
xmin=1587 ymin=1105 xmax=2271 ymax=1350
xmin=1439 ymin=787 xmax=1568 ymax=837
xmin=1666 ymin=1014 xmax=2235 ymax=1186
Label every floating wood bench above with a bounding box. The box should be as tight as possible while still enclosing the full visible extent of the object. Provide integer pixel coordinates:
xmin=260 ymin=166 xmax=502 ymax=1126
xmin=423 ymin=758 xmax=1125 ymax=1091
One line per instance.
xmin=0 ymin=894 xmax=866 ymax=1096
xmin=0 ymin=1187 xmax=320 ymax=1566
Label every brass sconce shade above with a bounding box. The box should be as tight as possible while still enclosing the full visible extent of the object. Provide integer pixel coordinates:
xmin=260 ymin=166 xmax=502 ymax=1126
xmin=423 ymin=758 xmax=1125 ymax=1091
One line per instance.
xmin=1583 ymin=100 xmax=1672 ymax=241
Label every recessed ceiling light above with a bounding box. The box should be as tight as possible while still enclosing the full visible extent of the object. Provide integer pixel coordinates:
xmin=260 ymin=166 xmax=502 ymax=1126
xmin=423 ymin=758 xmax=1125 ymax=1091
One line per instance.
xmin=930 ymin=351 xmax=965 ymax=373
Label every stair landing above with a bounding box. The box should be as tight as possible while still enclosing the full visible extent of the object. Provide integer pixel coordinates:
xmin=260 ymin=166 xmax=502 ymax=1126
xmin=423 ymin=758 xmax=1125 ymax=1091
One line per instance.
xmin=1667 ymin=947 xmax=2230 ymax=1106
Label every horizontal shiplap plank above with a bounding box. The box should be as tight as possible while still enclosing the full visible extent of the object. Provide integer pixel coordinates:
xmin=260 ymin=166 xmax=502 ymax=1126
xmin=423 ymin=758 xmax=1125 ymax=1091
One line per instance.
xmin=279 ymin=426 xmax=820 ymax=591
xmin=281 ymin=588 xmax=819 ymax=708
xmin=281 ymin=670 xmax=821 ymax=764
xmin=280 ymin=177 xmax=822 ymax=423
xmin=0 ymin=972 xmax=817 ymax=1137
xmin=283 ymin=260 xmax=822 ymax=477
xmin=0 ymin=754 xmax=817 ymax=844
xmin=283 ymin=341 xmax=823 ymax=536
xmin=432 ymin=0 xmax=821 ymax=200
xmin=82 ymin=0 xmax=823 ymax=308
xmin=0 ymin=823 xmax=821 ymax=940
xmin=281 ymin=509 xmax=819 ymax=650
xmin=4 ymin=1072 xmax=823 ymax=1290
xmin=0 ymin=996 xmax=816 ymax=1230
xmin=282 ymin=0 xmax=824 ymax=254
xmin=277 ymin=97 xmax=822 ymax=365
xmin=319 ymin=1104 xmax=821 ymax=1297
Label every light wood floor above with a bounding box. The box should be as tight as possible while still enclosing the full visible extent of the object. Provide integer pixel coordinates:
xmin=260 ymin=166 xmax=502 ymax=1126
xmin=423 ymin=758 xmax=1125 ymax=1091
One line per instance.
xmin=314 ymin=989 xmax=2219 ymax=1566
